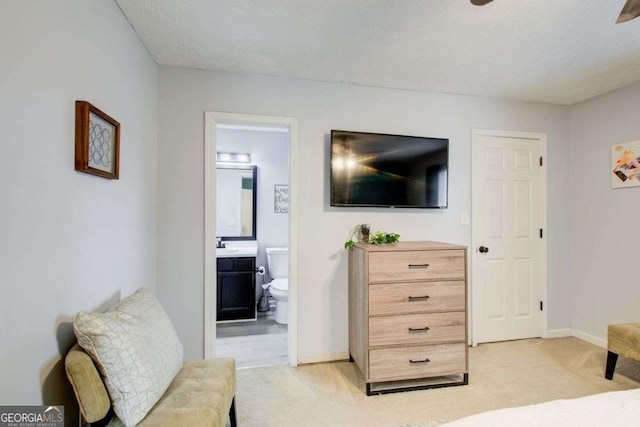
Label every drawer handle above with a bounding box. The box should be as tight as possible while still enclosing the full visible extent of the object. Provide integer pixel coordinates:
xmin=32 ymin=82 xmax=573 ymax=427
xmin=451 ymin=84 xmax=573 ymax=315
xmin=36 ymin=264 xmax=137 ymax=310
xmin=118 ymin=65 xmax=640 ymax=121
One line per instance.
xmin=408 ymin=295 xmax=430 ymax=302
xmin=408 ymin=326 xmax=430 ymax=332
xmin=408 ymin=264 xmax=430 ymax=269
xmin=409 ymin=358 xmax=431 ymax=364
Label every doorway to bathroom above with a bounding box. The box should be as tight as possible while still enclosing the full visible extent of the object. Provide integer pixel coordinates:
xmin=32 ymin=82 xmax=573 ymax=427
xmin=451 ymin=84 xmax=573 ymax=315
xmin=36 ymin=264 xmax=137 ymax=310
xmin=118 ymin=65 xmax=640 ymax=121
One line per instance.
xmin=204 ymin=112 xmax=298 ymax=369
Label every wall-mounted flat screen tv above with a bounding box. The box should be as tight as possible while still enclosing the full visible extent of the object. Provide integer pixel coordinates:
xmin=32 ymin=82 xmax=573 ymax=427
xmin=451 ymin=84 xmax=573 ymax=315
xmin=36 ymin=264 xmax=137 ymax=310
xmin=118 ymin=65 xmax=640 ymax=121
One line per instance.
xmin=330 ymin=130 xmax=448 ymax=208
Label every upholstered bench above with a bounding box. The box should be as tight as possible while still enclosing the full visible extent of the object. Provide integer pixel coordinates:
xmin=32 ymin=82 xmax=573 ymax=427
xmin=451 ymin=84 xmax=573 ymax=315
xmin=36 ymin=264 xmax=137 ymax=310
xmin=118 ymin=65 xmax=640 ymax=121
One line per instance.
xmin=65 ymin=288 xmax=237 ymax=426
xmin=605 ymin=323 xmax=640 ymax=380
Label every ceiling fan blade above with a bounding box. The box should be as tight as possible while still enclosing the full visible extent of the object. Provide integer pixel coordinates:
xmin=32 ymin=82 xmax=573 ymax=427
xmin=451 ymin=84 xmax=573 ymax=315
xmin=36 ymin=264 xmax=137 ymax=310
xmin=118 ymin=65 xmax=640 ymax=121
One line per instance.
xmin=470 ymin=0 xmax=494 ymax=5
xmin=617 ymin=0 xmax=640 ymax=23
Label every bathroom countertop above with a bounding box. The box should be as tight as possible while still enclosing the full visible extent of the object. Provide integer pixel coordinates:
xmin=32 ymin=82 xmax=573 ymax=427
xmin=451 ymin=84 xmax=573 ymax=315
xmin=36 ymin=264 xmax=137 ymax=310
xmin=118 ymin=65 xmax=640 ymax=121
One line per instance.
xmin=215 ymin=246 xmax=258 ymax=258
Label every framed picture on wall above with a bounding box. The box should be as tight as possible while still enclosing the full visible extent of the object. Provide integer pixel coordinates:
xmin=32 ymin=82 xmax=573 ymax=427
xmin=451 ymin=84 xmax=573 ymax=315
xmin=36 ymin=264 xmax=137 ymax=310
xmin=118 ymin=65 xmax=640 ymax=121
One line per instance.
xmin=274 ymin=184 xmax=289 ymax=213
xmin=75 ymin=100 xmax=120 ymax=179
xmin=611 ymin=140 xmax=640 ymax=189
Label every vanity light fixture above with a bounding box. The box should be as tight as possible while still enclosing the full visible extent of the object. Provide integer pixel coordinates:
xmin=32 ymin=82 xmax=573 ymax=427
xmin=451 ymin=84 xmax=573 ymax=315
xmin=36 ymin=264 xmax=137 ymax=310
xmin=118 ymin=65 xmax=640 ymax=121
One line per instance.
xmin=216 ymin=152 xmax=251 ymax=163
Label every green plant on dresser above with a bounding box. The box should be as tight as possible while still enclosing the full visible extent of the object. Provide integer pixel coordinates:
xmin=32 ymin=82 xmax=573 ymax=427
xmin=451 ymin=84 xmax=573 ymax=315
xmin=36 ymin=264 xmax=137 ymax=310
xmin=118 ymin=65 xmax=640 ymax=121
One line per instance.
xmin=344 ymin=224 xmax=399 ymax=248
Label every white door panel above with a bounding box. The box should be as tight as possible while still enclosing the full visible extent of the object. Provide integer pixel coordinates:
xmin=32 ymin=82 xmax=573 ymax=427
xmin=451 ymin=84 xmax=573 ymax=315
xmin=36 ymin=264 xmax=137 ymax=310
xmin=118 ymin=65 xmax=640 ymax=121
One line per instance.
xmin=472 ymin=133 xmax=542 ymax=344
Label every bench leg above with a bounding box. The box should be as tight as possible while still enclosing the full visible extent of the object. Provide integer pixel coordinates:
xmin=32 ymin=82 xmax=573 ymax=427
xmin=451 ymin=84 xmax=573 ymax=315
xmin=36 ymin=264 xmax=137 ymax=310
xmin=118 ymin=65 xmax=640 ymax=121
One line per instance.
xmin=605 ymin=351 xmax=618 ymax=380
xmin=229 ymin=396 xmax=237 ymax=427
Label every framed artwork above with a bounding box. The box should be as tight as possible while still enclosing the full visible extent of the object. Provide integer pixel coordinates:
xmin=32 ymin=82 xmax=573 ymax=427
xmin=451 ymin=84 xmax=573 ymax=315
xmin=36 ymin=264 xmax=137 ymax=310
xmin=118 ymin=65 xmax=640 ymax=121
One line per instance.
xmin=611 ymin=140 xmax=640 ymax=189
xmin=75 ymin=101 xmax=120 ymax=179
xmin=274 ymin=184 xmax=289 ymax=213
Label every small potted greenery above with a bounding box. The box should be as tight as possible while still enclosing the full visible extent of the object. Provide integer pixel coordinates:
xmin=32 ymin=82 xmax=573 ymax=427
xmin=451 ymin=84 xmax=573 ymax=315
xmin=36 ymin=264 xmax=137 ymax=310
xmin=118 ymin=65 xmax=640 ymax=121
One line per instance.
xmin=344 ymin=224 xmax=399 ymax=248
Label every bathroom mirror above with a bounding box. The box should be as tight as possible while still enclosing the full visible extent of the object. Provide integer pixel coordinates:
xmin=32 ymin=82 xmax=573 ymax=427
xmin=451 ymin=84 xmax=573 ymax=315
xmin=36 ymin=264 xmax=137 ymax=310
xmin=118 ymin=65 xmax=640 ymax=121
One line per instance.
xmin=216 ymin=165 xmax=257 ymax=240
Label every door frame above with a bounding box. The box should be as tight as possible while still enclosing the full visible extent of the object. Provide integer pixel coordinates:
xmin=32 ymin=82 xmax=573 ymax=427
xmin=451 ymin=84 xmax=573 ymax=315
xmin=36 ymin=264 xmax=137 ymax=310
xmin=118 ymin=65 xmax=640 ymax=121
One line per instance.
xmin=470 ymin=129 xmax=548 ymax=346
xmin=204 ymin=111 xmax=299 ymax=366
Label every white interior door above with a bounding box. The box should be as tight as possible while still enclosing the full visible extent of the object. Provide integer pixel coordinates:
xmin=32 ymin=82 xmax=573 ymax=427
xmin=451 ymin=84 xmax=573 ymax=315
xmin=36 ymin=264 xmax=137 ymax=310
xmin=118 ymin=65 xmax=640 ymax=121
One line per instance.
xmin=472 ymin=131 xmax=543 ymax=344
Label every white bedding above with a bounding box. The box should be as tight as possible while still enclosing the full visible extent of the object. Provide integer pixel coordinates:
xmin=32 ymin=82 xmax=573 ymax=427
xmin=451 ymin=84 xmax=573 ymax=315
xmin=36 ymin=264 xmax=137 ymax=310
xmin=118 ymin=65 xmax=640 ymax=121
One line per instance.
xmin=441 ymin=388 xmax=640 ymax=427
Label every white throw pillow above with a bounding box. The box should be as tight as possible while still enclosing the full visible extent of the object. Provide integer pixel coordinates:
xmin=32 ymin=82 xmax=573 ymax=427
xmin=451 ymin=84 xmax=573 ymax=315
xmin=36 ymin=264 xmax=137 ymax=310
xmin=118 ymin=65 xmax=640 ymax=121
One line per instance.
xmin=74 ymin=288 xmax=184 ymax=427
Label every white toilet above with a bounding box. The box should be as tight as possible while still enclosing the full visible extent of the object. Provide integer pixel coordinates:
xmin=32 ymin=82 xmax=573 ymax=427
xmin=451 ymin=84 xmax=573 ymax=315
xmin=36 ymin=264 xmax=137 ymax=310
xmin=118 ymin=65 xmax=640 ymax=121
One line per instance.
xmin=266 ymin=247 xmax=288 ymax=324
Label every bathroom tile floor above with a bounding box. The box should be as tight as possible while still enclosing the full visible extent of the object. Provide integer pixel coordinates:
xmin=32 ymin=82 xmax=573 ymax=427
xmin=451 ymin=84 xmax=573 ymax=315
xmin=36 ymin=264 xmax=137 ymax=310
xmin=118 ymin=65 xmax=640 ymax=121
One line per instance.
xmin=216 ymin=300 xmax=288 ymax=369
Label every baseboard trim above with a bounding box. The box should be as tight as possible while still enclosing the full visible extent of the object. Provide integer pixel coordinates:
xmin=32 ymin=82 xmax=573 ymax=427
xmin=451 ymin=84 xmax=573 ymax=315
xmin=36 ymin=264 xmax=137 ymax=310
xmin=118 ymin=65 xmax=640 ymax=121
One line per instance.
xmin=571 ymin=329 xmax=606 ymax=349
xmin=298 ymin=351 xmax=350 ymax=365
xmin=301 ymin=331 xmax=605 ymax=365
xmin=545 ymin=328 xmax=572 ymax=338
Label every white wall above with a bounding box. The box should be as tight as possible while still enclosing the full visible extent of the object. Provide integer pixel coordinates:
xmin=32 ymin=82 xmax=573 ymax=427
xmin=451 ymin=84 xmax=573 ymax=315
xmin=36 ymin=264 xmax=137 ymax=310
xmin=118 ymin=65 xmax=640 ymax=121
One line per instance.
xmin=569 ymin=81 xmax=640 ymax=345
xmin=0 ymin=0 xmax=158 ymax=421
xmin=158 ymin=66 xmax=571 ymax=362
xmin=217 ymin=128 xmax=290 ymax=288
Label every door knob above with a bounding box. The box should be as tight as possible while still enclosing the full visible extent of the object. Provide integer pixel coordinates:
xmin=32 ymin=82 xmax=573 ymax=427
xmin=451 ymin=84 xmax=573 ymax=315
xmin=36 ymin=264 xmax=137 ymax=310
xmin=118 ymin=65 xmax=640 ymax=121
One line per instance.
xmin=479 ymin=246 xmax=489 ymax=254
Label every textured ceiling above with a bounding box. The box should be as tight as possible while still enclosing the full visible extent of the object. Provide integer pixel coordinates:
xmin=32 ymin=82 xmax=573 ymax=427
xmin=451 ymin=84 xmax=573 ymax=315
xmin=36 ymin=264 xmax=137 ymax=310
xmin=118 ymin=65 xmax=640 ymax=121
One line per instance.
xmin=116 ymin=0 xmax=640 ymax=105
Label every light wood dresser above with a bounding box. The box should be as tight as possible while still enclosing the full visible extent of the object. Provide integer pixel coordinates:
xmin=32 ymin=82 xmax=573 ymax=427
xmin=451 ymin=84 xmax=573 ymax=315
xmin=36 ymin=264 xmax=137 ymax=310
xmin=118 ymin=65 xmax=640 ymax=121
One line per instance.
xmin=348 ymin=241 xmax=468 ymax=395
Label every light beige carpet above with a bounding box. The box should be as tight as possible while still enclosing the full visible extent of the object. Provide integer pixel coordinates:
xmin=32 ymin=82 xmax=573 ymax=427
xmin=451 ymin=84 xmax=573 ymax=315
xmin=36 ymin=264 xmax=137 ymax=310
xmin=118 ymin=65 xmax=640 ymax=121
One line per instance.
xmin=235 ymin=338 xmax=640 ymax=427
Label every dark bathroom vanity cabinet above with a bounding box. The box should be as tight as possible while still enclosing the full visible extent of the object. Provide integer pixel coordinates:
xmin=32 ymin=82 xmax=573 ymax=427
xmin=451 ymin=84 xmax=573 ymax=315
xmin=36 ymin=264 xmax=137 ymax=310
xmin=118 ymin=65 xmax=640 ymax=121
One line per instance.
xmin=217 ymin=256 xmax=256 ymax=321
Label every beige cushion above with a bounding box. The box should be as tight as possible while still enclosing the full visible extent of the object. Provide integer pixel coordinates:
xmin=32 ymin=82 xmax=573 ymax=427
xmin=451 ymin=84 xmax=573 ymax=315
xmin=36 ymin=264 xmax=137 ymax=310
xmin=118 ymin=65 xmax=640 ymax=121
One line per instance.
xmin=65 ymin=344 xmax=111 ymax=423
xmin=104 ymin=359 xmax=237 ymax=427
xmin=138 ymin=358 xmax=236 ymax=427
xmin=608 ymin=323 xmax=640 ymax=362
xmin=74 ymin=288 xmax=184 ymax=427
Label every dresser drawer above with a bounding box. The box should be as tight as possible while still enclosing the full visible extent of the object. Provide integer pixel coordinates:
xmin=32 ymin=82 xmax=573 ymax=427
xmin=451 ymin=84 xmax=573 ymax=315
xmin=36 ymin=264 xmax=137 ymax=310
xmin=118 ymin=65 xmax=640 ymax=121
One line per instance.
xmin=369 ymin=343 xmax=466 ymax=382
xmin=369 ymin=311 xmax=465 ymax=347
xmin=369 ymin=281 xmax=465 ymax=316
xmin=368 ymin=250 xmax=465 ymax=283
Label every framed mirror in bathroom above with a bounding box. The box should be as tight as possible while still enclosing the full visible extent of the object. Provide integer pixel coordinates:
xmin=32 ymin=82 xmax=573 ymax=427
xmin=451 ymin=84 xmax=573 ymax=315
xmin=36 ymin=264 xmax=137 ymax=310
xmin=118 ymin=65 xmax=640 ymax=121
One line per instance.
xmin=216 ymin=165 xmax=257 ymax=240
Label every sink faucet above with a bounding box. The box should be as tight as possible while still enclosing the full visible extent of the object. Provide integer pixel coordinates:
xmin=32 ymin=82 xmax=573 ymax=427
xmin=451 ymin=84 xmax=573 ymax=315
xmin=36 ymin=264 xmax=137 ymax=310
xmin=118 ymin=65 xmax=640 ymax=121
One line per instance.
xmin=216 ymin=238 xmax=226 ymax=249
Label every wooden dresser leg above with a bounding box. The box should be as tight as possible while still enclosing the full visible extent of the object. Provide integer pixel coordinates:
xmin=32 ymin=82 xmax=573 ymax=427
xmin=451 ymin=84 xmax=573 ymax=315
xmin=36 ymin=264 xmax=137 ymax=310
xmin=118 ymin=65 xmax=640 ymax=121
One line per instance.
xmin=605 ymin=351 xmax=618 ymax=380
xmin=366 ymin=383 xmax=373 ymax=396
